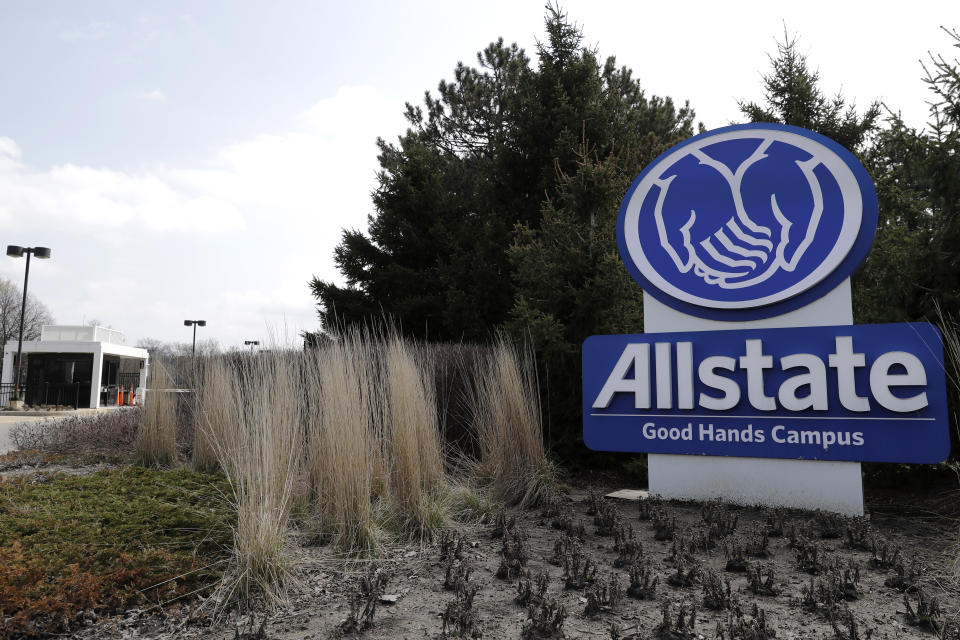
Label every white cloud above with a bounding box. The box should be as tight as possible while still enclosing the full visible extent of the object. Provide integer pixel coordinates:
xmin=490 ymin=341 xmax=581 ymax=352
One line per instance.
xmin=0 ymin=86 xmax=407 ymax=346
xmin=60 ymin=20 xmax=112 ymax=42
xmin=0 ymin=159 xmax=246 ymax=234
xmin=0 ymin=137 xmax=21 ymax=173
xmin=137 ymin=89 xmax=167 ymax=101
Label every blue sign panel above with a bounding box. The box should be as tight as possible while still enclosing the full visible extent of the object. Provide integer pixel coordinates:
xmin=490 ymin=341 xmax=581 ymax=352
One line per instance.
xmin=617 ymin=123 xmax=878 ymax=321
xmin=583 ymin=323 xmax=949 ymax=463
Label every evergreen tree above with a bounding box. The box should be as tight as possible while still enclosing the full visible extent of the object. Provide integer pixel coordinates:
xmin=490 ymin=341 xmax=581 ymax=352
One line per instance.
xmin=309 ymin=7 xmax=694 ymax=345
xmin=856 ymin=27 xmax=960 ymax=324
xmin=739 ymin=31 xmax=880 ymax=151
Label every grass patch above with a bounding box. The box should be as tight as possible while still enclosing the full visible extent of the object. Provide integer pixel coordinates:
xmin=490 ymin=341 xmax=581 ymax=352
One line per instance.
xmin=0 ymin=449 xmax=126 ymax=471
xmin=0 ymin=466 xmax=233 ymax=638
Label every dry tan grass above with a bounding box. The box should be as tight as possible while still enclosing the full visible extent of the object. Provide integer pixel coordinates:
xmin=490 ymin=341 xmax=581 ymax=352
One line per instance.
xmin=305 ymin=330 xmax=381 ymax=553
xmin=192 ymin=356 xmax=238 ymax=472
xmin=187 ymin=331 xmax=549 ymax=607
xmin=196 ymin=351 xmax=302 ymax=608
xmin=467 ymin=336 xmax=554 ymax=507
xmin=134 ymin=360 xmax=178 ymax=467
xmin=383 ymin=335 xmax=447 ymax=539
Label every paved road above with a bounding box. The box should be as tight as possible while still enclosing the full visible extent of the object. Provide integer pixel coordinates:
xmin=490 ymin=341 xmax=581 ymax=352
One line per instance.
xmin=0 ymin=415 xmax=52 ymax=454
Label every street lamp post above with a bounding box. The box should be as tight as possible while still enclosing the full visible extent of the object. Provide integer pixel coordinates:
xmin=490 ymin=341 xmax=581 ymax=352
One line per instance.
xmin=6 ymin=246 xmax=52 ymax=401
xmin=244 ymin=340 xmax=260 ymax=354
xmin=183 ymin=320 xmax=207 ymax=356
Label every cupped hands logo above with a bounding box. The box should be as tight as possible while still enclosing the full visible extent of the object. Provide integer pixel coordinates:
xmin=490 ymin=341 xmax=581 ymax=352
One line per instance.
xmin=654 ymin=137 xmax=823 ymax=289
xmin=618 ymin=124 xmax=877 ymax=318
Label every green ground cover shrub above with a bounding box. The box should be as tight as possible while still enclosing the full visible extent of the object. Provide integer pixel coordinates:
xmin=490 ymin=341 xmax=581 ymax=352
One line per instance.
xmin=0 ymin=466 xmax=233 ymax=638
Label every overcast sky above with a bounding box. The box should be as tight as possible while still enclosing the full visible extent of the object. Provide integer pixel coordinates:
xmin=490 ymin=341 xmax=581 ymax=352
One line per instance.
xmin=0 ymin=1 xmax=953 ymax=349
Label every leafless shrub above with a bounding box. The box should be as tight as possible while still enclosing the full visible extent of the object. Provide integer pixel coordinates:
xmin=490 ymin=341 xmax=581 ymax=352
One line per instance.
xmin=627 ymin=560 xmax=658 ymax=600
xmin=724 ymin=539 xmax=749 ymax=573
xmin=10 ymin=407 xmax=141 ymax=454
xmin=787 ymin=521 xmax=816 ymax=548
xmin=666 ymin=556 xmax=701 ymax=588
xmin=701 ymin=568 xmax=734 ymax=610
xmin=539 ymin=491 xmax=565 ymax=519
xmin=586 ymin=490 xmax=603 ymax=516
xmin=654 ymin=599 xmax=697 ymax=639
xmin=594 ymin=500 xmax=622 ymax=537
xmin=441 ymin=581 xmax=482 ymax=639
xmin=763 ymin=507 xmax=786 ymax=537
xmin=821 ymin=561 xmax=861 ymax=602
xmin=515 ymin=571 xmax=549 ymax=607
xmin=813 ymin=510 xmax=847 ymax=539
xmin=638 ymin=495 xmax=663 ymax=520
xmin=828 ymin=608 xmax=869 ymax=640
xmin=439 ymin=529 xmax=466 ymax=562
xmin=671 ymin=535 xmax=698 ymax=566
xmin=550 ymin=533 xmax=575 ymax=567
xmin=563 ymin=542 xmax=597 ymax=589
xmin=868 ymin=539 xmax=901 ymax=570
xmin=745 ymin=527 xmax=771 ymax=558
xmin=701 ymin=501 xmax=739 ymax=545
xmin=842 ymin=517 xmax=872 ymax=551
xmin=613 ymin=523 xmax=642 ymax=568
xmin=747 ymin=564 xmax=781 ymax=597
xmin=653 ymin=514 xmax=678 ymax=542
xmin=885 ymin=556 xmax=924 ymax=591
xmin=491 ymin=508 xmax=516 ymax=539
xmin=583 ymin=574 xmax=622 ymax=617
xmin=444 ymin=557 xmax=472 ymax=592
xmin=903 ymin=588 xmax=942 ymax=632
xmin=795 ymin=540 xmax=829 ymax=575
xmin=552 ymin=511 xmax=585 ymax=541
xmin=496 ymin=527 xmax=529 ymax=579
xmin=521 ymin=597 xmax=566 ymax=639
xmin=715 ymin=604 xmax=777 ymax=640
xmin=338 ymin=565 xmax=391 ymax=635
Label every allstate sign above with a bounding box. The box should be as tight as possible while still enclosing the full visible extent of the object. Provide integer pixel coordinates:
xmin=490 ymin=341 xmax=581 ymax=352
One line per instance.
xmin=583 ymin=324 xmax=950 ymax=463
xmin=585 ymin=123 xmax=950 ymax=464
xmin=617 ymin=123 xmax=878 ymax=320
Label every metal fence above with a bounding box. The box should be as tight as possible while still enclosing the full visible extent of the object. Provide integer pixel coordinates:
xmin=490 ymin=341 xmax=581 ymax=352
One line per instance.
xmin=118 ymin=373 xmax=141 ymax=388
xmin=0 ymin=381 xmax=83 ymax=408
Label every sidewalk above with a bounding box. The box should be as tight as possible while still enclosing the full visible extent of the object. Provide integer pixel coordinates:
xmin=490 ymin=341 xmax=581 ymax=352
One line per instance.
xmin=0 ymin=414 xmax=53 ymax=455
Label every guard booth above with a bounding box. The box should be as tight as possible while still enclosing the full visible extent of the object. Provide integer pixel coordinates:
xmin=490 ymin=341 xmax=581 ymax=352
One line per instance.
xmin=1 ymin=325 xmax=149 ymax=409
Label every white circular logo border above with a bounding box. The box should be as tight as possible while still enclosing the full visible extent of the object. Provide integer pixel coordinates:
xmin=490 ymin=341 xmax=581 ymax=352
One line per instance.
xmin=621 ymin=128 xmax=863 ymax=310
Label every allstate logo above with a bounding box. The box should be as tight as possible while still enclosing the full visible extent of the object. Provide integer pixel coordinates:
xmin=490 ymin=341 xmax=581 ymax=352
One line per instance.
xmin=618 ymin=123 xmax=878 ymax=320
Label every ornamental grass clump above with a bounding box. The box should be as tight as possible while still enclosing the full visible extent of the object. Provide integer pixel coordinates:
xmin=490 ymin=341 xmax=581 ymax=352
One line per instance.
xmin=193 ymin=356 xmax=239 ymax=472
xmin=305 ymin=330 xmax=382 ymax=553
xmin=467 ymin=337 xmax=554 ymax=507
xmin=135 ymin=360 xmax=178 ymax=467
xmin=383 ymin=334 xmax=447 ymax=540
xmin=202 ymin=351 xmax=303 ymax=609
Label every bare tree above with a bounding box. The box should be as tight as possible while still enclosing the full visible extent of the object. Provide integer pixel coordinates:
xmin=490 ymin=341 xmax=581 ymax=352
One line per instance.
xmin=0 ymin=277 xmax=54 ymax=346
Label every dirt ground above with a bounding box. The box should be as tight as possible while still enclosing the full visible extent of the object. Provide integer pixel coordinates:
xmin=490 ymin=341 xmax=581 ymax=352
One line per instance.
xmin=67 ymin=480 xmax=959 ymax=640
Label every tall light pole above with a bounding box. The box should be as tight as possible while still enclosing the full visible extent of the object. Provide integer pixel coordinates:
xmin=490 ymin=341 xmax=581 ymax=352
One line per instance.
xmin=244 ymin=340 xmax=260 ymax=354
xmin=183 ymin=320 xmax=206 ymax=356
xmin=6 ymin=246 xmax=52 ymax=400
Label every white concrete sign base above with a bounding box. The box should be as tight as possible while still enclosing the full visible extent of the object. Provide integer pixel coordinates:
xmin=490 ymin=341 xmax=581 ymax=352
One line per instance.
xmin=647 ymin=454 xmax=864 ymax=515
xmin=643 ymin=279 xmax=864 ymax=515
